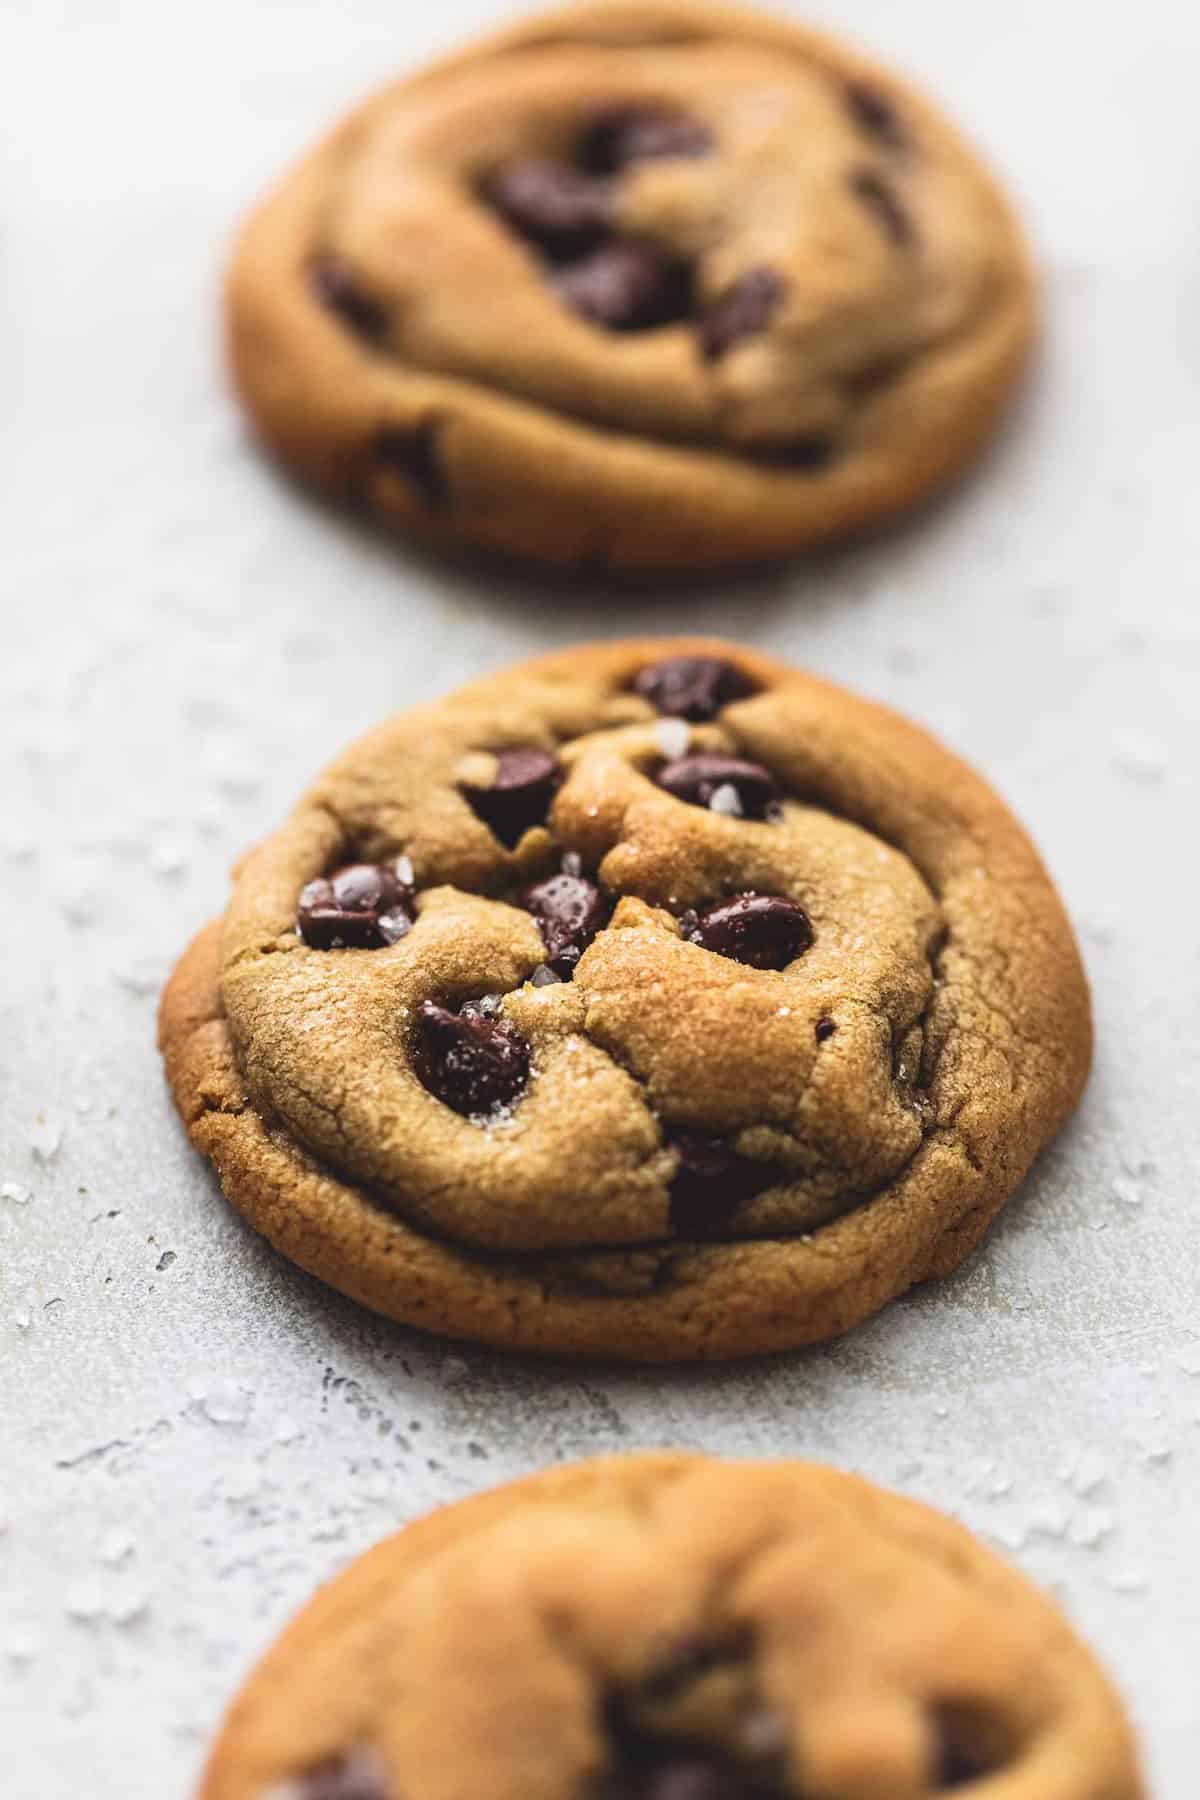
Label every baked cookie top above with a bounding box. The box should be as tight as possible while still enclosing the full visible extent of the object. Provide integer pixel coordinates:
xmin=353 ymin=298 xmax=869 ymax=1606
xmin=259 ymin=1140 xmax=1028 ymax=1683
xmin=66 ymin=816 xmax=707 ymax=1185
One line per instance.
xmin=159 ymin=639 xmax=1090 ymax=1360
xmin=227 ymin=1 xmax=1035 ymax=568
xmin=199 ymin=1453 xmax=1144 ymax=1798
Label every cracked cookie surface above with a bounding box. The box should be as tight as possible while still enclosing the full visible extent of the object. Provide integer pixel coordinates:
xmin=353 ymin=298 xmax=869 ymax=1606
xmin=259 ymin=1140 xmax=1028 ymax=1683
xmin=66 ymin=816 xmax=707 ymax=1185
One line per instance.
xmin=198 ymin=1453 xmax=1144 ymax=1799
xmin=158 ymin=639 xmax=1090 ymax=1360
xmin=226 ymin=0 xmax=1035 ymax=570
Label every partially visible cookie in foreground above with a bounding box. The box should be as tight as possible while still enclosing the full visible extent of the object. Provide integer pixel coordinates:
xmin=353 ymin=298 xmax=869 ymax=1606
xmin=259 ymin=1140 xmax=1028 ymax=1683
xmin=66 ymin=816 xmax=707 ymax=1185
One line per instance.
xmin=159 ymin=638 xmax=1090 ymax=1361
xmin=227 ymin=0 xmax=1035 ymax=569
xmin=199 ymin=1453 xmax=1143 ymax=1798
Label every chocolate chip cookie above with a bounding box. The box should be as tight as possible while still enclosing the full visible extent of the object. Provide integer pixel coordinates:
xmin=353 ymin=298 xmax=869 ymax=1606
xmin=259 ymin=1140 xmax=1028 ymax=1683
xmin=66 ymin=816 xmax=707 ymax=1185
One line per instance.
xmin=227 ymin=1 xmax=1035 ymax=569
xmin=158 ymin=640 xmax=1090 ymax=1361
xmin=198 ymin=1453 xmax=1144 ymax=1798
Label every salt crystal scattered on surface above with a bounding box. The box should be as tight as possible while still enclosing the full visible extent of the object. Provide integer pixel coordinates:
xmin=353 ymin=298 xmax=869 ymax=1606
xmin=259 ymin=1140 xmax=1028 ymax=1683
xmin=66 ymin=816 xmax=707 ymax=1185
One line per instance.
xmin=1029 ymin=1499 xmax=1069 ymax=1538
xmin=108 ymin=1586 xmax=150 ymax=1627
xmin=219 ymin=1464 xmax=261 ymax=1502
xmin=65 ymin=1580 xmax=106 ymax=1622
xmin=1 ymin=1181 xmax=32 ymax=1206
xmin=98 ymin=1531 xmax=135 ymax=1567
xmin=4 ymin=1631 xmax=36 ymax=1665
xmin=394 ymin=854 xmax=415 ymax=885
xmin=530 ymin=964 xmax=561 ymax=987
xmin=709 ymin=783 xmax=743 ymax=816
xmin=149 ymin=841 xmax=189 ymax=878
xmin=1069 ymin=1506 xmax=1115 ymax=1548
xmin=1111 ymin=731 xmax=1166 ymax=784
xmin=1070 ymin=1449 xmax=1108 ymax=1495
xmin=114 ymin=957 xmax=165 ymax=996
xmin=28 ymin=1113 xmax=63 ymax=1162
xmin=61 ymin=886 xmax=100 ymax=927
xmin=197 ymin=1380 xmax=253 ymax=1427
xmin=204 ymin=736 xmax=261 ymax=798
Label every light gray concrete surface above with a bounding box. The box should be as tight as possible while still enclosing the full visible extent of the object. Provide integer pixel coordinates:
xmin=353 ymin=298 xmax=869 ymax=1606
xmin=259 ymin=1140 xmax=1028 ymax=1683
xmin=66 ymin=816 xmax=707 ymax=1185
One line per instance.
xmin=2 ymin=0 xmax=1198 ymax=1791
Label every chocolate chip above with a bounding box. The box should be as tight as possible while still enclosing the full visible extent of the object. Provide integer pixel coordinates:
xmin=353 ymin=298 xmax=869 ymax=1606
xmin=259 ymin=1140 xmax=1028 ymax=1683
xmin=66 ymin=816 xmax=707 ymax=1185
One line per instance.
xmin=555 ymin=241 xmax=692 ymax=332
xmin=484 ymin=159 xmax=613 ymax=257
xmin=850 ymin=167 xmax=914 ymax=246
xmin=580 ymin=106 xmax=713 ymax=173
xmin=698 ymin=268 xmax=783 ymax=360
xmin=752 ymin=436 xmax=835 ymax=473
xmin=310 ymin=258 xmax=387 ymax=342
xmin=641 ymin=1634 xmax=746 ymax=1705
xmin=844 ymin=79 xmax=908 ymax=151
xmin=668 ymin=1133 xmax=772 ymax=1234
xmin=933 ymin=1710 xmax=998 ymax=1788
xmin=460 ymin=747 xmax=562 ymax=849
xmin=815 ymin=1017 xmax=836 ymax=1043
xmin=640 ymin=1758 xmax=748 ymax=1800
xmin=374 ymin=419 xmax=448 ymax=509
xmin=519 ymin=860 xmax=610 ymax=977
xmin=682 ymin=894 xmax=812 ymax=969
xmin=633 ymin=656 xmax=757 ymax=722
xmin=654 ymin=754 xmax=780 ymax=820
xmin=291 ymin=1750 xmax=391 ymax=1799
xmin=298 ymin=862 xmax=415 ymax=950
xmin=416 ymin=999 xmax=531 ymax=1117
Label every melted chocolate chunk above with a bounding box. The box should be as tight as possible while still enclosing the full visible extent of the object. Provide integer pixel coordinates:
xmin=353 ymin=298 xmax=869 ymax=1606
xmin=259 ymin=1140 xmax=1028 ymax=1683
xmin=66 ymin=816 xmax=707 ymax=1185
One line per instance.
xmin=752 ymin=436 xmax=835 ymax=473
xmin=485 ymin=159 xmax=613 ymax=257
xmin=581 ymin=106 xmax=713 ymax=174
xmin=934 ymin=1709 xmax=999 ymax=1788
xmin=297 ymin=862 xmax=415 ymax=950
xmin=460 ymin=747 xmax=562 ymax=848
xmin=641 ymin=1634 xmax=748 ymax=1705
xmin=850 ymin=167 xmax=914 ymax=246
xmin=634 ymin=656 xmax=757 ymax=722
xmin=698 ymin=268 xmax=784 ymax=360
xmin=375 ymin=419 xmax=448 ymax=508
xmin=291 ymin=1750 xmax=391 ymax=1800
xmin=555 ymin=241 xmax=692 ymax=332
xmin=682 ymin=894 xmax=812 ymax=969
xmin=638 ymin=1757 xmax=752 ymax=1800
xmin=844 ymin=79 xmax=908 ymax=151
xmin=310 ymin=258 xmax=387 ymax=342
xmin=519 ymin=857 xmax=610 ymax=977
xmin=815 ymin=1017 xmax=837 ymax=1043
xmin=416 ymin=999 xmax=531 ymax=1117
xmin=654 ymin=754 xmax=780 ymax=820
xmin=668 ymin=1133 xmax=773 ymax=1234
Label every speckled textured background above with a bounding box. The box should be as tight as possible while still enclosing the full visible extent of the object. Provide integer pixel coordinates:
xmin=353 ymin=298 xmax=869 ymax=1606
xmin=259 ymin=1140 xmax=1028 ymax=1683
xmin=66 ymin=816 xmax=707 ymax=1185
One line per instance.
xmin=2 ymin=0 xmax=1198 ymax=1792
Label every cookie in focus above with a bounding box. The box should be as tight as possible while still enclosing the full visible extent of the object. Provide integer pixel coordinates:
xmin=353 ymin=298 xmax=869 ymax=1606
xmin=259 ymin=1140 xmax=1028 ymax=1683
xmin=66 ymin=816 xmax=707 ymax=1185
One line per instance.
xmin=159 ymin=639 xmax=1090 ymax=1361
